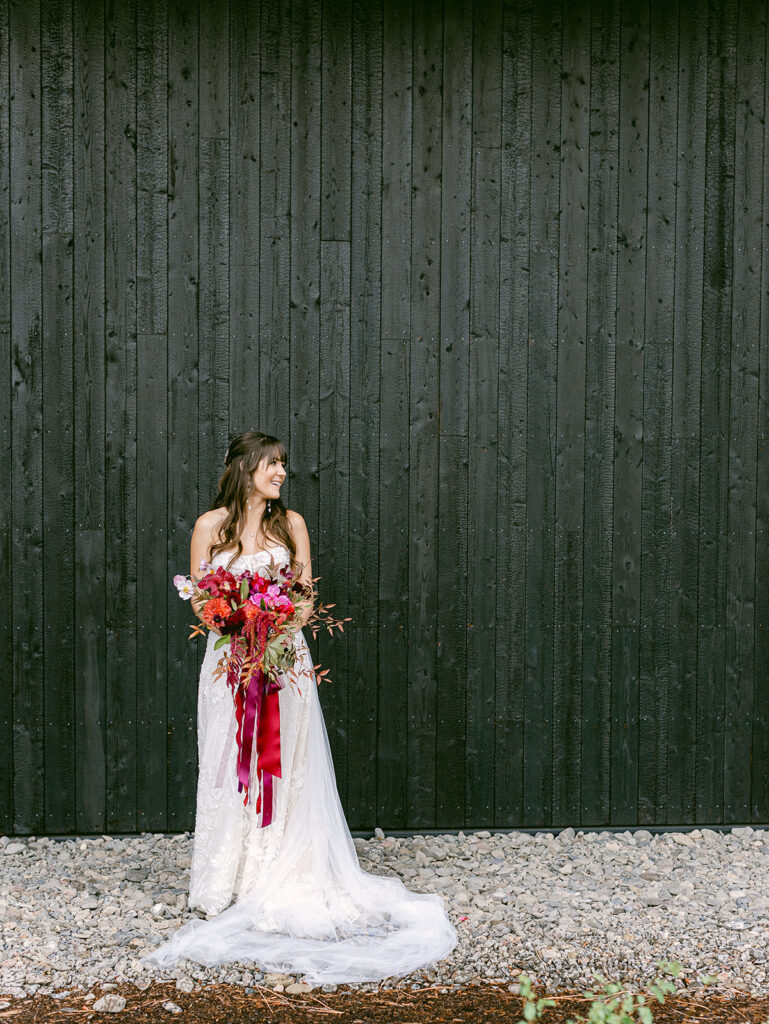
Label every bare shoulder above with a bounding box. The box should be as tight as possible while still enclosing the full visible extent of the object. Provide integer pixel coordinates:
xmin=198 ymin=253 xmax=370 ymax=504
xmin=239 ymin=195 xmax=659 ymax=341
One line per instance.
xmin=196 ymin=506 xmax=228 ymax=534
xmin=286 ymin=510 xmax=311 ymax=553
xmin=286 ymin=508 xmax=308 ymax=537
xmin=192 ymin=508 xmax=229 ymax=551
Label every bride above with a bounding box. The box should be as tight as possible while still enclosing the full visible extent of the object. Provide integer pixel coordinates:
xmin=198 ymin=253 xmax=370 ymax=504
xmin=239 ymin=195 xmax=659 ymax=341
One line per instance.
xmin=141 ymin=430 xmax=457 ymax=984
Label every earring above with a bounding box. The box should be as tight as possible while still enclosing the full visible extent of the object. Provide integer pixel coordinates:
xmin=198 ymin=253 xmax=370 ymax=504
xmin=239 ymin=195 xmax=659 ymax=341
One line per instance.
xmin=266 ymin=499 xmax=272 ymax=515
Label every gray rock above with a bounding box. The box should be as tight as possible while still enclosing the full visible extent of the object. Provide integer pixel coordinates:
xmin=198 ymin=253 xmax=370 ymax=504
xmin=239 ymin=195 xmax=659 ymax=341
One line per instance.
xmin=673 ymin=833 xmax=695 ymax=847
xmin=264 ymin=972 xmax=294 ymax=987
xmin=92 ymin=993 xmax=127 ymax=1012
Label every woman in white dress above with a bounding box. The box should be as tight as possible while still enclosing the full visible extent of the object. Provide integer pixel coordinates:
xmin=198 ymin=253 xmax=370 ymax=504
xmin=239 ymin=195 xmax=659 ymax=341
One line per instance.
xmin=141 ymin=431 xmax=457 ymax=984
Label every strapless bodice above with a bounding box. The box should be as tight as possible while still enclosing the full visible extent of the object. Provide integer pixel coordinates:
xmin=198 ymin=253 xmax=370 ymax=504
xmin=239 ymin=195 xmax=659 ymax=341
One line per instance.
xmin=210 ymin=542 xmax=290 ymax=574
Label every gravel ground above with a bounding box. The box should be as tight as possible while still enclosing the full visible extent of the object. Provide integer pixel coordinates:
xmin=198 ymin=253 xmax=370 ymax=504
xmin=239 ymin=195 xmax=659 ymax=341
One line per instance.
xmin=1 ymin=826 xmax=768 ymax=1007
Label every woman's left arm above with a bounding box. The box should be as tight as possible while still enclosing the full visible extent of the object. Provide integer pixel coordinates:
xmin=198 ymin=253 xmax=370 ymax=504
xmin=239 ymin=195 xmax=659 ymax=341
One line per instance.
xmin=289 ymin=510 xmax=315 ymax=629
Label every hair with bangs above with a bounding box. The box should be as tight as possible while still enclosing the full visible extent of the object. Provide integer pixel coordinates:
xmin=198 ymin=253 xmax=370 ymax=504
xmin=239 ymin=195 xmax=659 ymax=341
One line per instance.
xmin=208 ymin=430 xmax=296 ymax=572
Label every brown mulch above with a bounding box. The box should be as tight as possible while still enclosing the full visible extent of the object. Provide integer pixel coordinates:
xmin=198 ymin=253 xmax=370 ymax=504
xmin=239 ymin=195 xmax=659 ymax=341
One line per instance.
xmin=2 ymin=982 xmax=769 ymax=1024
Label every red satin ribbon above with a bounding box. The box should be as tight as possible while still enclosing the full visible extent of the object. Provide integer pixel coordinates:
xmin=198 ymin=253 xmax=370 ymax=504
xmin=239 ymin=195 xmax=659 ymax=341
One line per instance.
xmin=234 ymin=667 xmax=282 ymax=826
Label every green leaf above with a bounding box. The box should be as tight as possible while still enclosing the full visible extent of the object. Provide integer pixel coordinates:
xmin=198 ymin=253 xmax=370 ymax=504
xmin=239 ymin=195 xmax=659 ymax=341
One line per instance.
xmin=240 ymin=579 xmax=249 ymax=600
xmin=523 ymin=1001 xmax=538 ymax=1021
xmin=213 ymin=635 xmax=230 ymax=650
xmin=648 ymin=984 xmax=665 ymax=1004
xmin=638 ymin=1006 xmax=653 ymax=1024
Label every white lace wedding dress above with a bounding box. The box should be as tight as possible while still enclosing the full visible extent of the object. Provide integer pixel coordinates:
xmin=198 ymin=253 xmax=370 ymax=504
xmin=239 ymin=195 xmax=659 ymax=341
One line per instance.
xmin=141 ymin=542 xmax=457 ymax=984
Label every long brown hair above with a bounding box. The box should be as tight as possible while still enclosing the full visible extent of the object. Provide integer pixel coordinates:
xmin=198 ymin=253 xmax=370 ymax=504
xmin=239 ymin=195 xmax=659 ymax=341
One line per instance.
xmin=208 ymin=430 xmax=297 ymax=573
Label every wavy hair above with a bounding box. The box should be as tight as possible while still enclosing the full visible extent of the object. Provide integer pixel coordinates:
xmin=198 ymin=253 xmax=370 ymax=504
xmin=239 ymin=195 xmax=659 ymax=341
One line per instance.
xmin=208 ymin=430 xmax=296 ymax=573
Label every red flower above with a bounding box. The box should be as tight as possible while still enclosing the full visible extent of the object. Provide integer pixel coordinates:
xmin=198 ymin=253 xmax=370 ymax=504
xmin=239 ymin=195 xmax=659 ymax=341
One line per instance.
xmin=198 ymin=566 xmax=238 ymax=599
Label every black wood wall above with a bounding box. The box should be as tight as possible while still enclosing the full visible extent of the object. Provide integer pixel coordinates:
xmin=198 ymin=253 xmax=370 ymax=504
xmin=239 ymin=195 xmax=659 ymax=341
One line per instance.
xmin=2 ymin=0 xmax=767 ymax=835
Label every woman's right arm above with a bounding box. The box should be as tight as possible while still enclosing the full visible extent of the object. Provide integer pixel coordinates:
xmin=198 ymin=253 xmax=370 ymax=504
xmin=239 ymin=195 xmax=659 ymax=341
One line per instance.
xmin=189 ymin=513 xmax=220 ymax=634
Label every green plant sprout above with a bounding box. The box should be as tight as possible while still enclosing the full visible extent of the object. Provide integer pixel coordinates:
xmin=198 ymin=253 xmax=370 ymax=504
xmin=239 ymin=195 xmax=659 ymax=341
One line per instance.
xmin=517 ymin=973 xmax=556 ymax=1022
xmin=515 ymin=961 xmax=684 ymax=1024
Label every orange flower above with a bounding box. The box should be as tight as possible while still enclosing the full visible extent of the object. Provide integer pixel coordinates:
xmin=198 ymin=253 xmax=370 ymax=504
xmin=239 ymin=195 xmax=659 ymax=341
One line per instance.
xmin=241 ymin=602 xmax=260 ymax=622
xmin=202 ymin=597 xmax=232 ymax=631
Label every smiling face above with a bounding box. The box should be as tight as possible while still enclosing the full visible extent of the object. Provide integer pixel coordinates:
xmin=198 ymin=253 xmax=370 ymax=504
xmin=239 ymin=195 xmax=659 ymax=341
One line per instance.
xmin=250 ymin=450 xmax=286 ymax=501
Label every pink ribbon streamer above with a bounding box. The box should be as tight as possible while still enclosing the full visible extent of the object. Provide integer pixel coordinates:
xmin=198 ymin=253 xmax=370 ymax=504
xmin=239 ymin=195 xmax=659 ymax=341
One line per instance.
xmin=231 ymin=668 xmax=282 ymax=827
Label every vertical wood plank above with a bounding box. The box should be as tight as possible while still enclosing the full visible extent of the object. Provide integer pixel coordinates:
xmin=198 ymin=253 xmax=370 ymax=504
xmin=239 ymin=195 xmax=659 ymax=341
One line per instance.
xmin=0 ymin=0 xmax=12 ymax=832
xmin=319 ymin=0 xmax=351 ymax=809
xmin=553 ymin=0 xmax=589 ymax=827
xmin=259 ymin=0 xmax=291 ymax=446
xmin=466 ymin=0 xmax=501 ymax=827
xmin=581 ymin=0 xmax=618 ymax=828
xmin=752 ymin=11 xmax=769 ymax=824
xmin=696 ymin=0 xmax=736 ymax=824
xmin=104 ymin=0 xmax=138 ymax=833
xmin=321 ymin=0 xmax=351 ymax=243
xmin=638 ymin=0 xmax=677 ymax=825
xmin=347 ymin=0 xmax=381 ymax=829
xmin=667 ymin=0 xmax=706 ymax=825
xmin=136 ymin=0 xmax=168 ymax=831
xmin=73 ymin=0 xmax=107 ymax=834
xmin=167 ymin=0 xmax=199 ymax=832
xmin=524 ymin=1 xmax=560 ymax=827
xmin=10 ymin=0 xmax=44 ymax=833
xmin=199 ymin=0 xmax=230 ymax=501
xmin=289 ymin=0 xmax=322 ymax=794
xmin=610 ymin=0 xmax=648 ymax=826
xmin=407 ymin=0 xmax=441 ymax=829
xmin=436 ymin=0 xmax=471 ymax=829
xmin=318 ymin=240 xmax=351 ymax=808
xmin=378 ymin=0 xmax=411 ymax=829
xmin=495 ymin=0 xmax=531 ymax=829
xmin=42 ymin=0 xmax=75 ymax=833
xmin=723 ymin=0 xmax=762 ymax=823
xmin=229 ymin=0 xmax=260 ymax=428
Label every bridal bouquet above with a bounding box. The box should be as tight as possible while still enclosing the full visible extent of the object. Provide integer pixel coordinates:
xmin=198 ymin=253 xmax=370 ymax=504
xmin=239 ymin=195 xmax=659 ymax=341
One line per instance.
xmin=173 ymin=553 xmax=350 ymax=825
